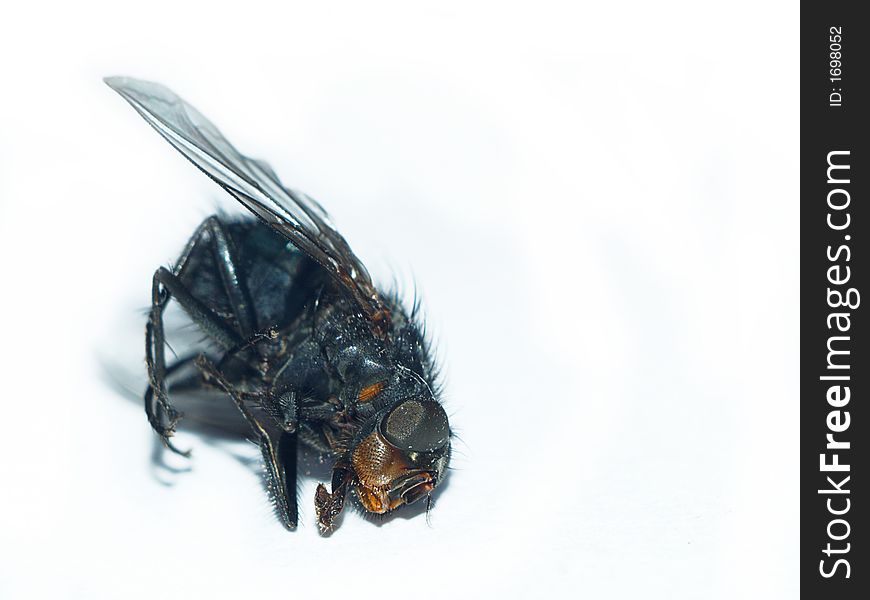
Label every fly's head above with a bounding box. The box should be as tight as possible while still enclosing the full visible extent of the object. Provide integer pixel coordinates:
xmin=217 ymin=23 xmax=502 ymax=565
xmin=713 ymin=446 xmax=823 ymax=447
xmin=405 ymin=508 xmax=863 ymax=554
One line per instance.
xmin=352 ymin=398 xmax=450 ymax=513
xmin=315 ymin=397 xmax=450 ymax=530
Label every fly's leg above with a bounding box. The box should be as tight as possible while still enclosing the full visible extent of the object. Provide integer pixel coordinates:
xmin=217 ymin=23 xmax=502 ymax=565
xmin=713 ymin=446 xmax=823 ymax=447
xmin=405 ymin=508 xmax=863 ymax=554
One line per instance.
xmin=143 ymin=354 xmax=197 ymax=447
xmin=146 ymin=269 xmax=244 ymax=455
xmin=146 ymin=216 xmax=256 ymax=456
xmin=315 ymin=460 xmax=354 ymax=532
xmin=257 ymin=390 xmax=341 ymax=438
xmin=196 ymin=356 xmax=298 ymax=529
xmin=175 ymin=216 xmax=257 ymax=338
xmin=217 ymin=326 xmax=280 ymax=375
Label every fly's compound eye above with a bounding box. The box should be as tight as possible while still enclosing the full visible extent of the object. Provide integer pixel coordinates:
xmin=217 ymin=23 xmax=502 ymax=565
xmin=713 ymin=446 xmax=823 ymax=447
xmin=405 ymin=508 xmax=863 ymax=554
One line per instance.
xmin=379 ymin=399 xmax=449 ymax=453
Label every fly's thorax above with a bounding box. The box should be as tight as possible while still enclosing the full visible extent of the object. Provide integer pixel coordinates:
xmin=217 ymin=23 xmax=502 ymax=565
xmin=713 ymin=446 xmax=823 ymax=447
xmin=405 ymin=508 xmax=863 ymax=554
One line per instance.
xmin=340 ymin=359 xmax=437 ymax=424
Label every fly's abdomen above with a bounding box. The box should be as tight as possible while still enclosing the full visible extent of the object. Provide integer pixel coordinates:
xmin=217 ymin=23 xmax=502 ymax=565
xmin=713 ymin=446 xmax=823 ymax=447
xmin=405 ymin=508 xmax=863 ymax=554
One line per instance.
xmin=229 ymin=219 xmax=325 ymax=331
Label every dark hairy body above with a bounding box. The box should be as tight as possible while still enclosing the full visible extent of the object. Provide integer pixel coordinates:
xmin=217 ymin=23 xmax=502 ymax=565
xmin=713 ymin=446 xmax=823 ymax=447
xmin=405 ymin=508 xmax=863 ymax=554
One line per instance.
xmin=108 ymin=77 xmax=451 ymax=531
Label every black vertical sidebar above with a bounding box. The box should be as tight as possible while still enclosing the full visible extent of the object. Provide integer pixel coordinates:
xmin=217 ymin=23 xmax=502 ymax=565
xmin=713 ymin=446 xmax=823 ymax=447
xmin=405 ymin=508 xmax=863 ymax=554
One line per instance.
xmin=802 ymin=4 xmax=868 ymax=597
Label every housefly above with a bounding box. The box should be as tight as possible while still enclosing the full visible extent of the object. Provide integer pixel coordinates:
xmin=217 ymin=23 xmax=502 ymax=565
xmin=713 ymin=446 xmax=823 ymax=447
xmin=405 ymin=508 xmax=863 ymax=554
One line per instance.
xmin=106 ymin=77 xmax=450 ymax=531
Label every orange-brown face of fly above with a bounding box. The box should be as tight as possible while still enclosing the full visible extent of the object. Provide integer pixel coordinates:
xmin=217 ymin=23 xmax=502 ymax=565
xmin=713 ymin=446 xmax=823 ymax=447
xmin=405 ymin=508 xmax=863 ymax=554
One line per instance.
xmin=351 ymin=398 xmax=449 ymax=514
xmin=351 ymin=429 xmax=434 ymax=513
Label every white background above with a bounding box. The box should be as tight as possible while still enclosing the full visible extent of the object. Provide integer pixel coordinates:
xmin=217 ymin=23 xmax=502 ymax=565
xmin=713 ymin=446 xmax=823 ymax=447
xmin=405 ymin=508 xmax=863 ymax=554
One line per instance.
xmin=0 ymin=2 xmax=798 ymax=598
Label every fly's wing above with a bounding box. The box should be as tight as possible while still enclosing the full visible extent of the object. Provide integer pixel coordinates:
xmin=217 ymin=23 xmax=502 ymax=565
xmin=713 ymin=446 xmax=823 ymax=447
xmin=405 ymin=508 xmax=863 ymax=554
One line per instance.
xmin=105 ymin=76 xmax=390 ymax=337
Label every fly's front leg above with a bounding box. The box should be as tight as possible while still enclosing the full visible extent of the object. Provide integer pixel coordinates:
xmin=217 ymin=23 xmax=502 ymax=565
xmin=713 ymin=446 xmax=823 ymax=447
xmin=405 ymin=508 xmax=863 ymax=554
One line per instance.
xmin=255 ymin=387 xmax=345 ymax=531
xmin=258 ymin=390 xmax=341 ymax=438
xmin=315 ymin=460 xmax=354 ymax=532
xmin=313 ymin=403 xmax=356 ymax=531
xmin=261 ymin=389 xmax=299 ymax=434
xmin=195 ymin=356 xmax=298 ymax=529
